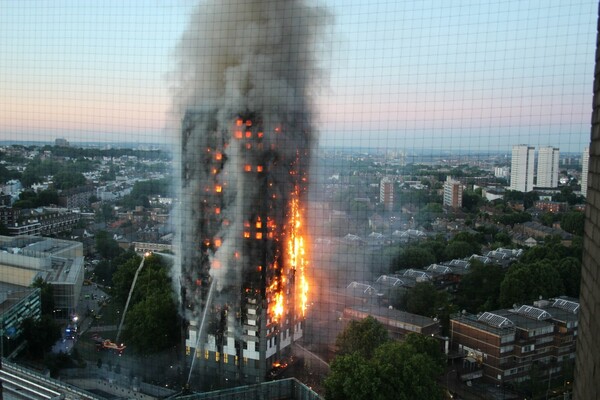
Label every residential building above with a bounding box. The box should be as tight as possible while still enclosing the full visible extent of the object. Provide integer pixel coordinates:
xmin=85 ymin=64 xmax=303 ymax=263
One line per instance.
xmin=443 ymin=176 xmax=463 ymax=208
xmin=0 ymin=283 xmax=41 ymax=343
xmin=510 ymin=145 xmax=535 ymax=192
xmin=0 ymin=235 xmax=84 ymax=319
xmin=181 ymin=112 xmax=308 ymax=387
xmin=581 ymin=146 xmax=589 ymax=197
xmin=537 ymin=146 xmax=559 ymax=188
xmin=57 ymin=185 xmax=95 ymax=209
xmin=451 ymin=298 xmax=578 ymax=385
xmin=494 ymin=167 xmax=510 ymax=179
xmin=533 ymin=200 xmax=568 ymax=213
xmin=379 ymin=177 xmax=394 ymax=211
xmin=343 ymin=304 xmax=440 ymax=340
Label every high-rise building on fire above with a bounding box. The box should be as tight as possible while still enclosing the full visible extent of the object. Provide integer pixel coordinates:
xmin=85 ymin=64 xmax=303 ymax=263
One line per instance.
xmin=173 ymin=0 xmax=327 ymax=390
xmin=180 ymin=111 xmax=309 ymax=388
xmin=509 ymin=145 xmax=535 ymax=192
xmin=537 ymin=146 xmax=559 ymax=188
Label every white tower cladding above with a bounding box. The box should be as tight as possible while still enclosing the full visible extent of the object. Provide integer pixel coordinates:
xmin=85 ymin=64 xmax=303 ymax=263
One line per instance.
xmin=537 ymin=146 xmax=560 ymax=188
xmin=510 ymin=145 xmax=535 ymax=192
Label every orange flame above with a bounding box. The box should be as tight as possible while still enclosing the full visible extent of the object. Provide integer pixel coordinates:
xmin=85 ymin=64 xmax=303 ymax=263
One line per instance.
xmin=274 ymin=292 xmax=284 ymax=320
xmin=288 ymin=194 xmax=309 ymax=317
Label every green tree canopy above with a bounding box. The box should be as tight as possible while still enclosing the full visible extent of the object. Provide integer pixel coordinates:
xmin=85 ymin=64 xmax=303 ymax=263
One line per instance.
xmin=557 ymin=257 xmax=581 ymax=297
xmin=560 ymin=211 xmax=585 ymax=236
xmin=31 ymin=277 xmax=55 ymax=316
xmin=499 ymin=261 xmax=564 ymax=307
xmin=325 ymin=334 xmax=444 ymax=400
xmin=462 ymin=190 xmax=484 ymax=212
xmin=443 ymin=241 xmax=475 ymax=261
xmin=455 ymin=262 xmax=505 ymax=313
xmin=0 ymin=164 xmax=21 ymax=184
xmin=21 ymin=316 xmax=61 ymax=359
xmin=52 ymin=170 xmax=87 ymax=190
xmin=95 ymin=230 xmax=123 ymax=260
xmin=112 ymin=253 xmax=180 ymax=353
xmin=391 ymin=246 xmax=436 ymax=271
xmin=335 ymin=316 xmax=389 ymax=359
xmin=404 ymin=282 xmax=439 ymax=317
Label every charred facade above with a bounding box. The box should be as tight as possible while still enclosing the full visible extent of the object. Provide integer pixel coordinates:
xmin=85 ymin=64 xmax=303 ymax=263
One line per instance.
xmin=180 ymin=110 xmax=310 ymax=387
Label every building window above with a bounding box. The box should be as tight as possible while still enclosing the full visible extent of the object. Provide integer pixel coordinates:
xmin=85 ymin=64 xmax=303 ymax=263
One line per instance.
xmin=522 ymin=345 xmax=535 ymax=353
xmin=223 ymin=353 xmax=228 ymax=364
xmin=500 ymin=345 xmax=514 ymax=353
xmin=216 ymin=351 xmax=220 ymax=362
xmin=204 ymin=350 xmax=209 ymax=359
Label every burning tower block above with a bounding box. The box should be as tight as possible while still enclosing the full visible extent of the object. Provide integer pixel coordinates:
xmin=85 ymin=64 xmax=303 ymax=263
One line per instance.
xmin=181 ymin=110 xmax=310 ymax=387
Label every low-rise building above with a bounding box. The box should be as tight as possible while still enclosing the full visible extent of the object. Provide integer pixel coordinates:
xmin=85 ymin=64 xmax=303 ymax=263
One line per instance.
xmin=58 ymin=185 xmax=95 ymax=209
xmin=450 ymin=297 xmax=578 ymax=385
xmin=0 ymin=283 xmax=41 ymax=342
xmin=343 ymin=304 xmax=440 ymax=340
xmin=0 ymin=235 xmax=84 ymax=319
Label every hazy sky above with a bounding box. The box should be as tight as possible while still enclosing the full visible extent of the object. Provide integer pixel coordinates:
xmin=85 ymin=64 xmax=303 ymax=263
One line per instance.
xmin=0 ymin=0 xmax=596 ymax=152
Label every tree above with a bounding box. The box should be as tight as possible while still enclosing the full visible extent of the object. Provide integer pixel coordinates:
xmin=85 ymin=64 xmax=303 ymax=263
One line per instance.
xmin=0 ymin=221 xmax=9 ymax=235
xmin=123 ymin=292 xmax=180 ymax=353
xmin=391 ymin=246 xmax=436 ymax=271
xmin=557 ymin=257 xmax=581 ymax=297
xmin=415 ymin=203 xmax=443 ymax=224
xmin=21 ymin=316 xmax=61 ymax=358
xmin=0 ymin=164 xmax=20 ymax=184
xmin=37 ymin=189 xmax=59 ymax=206
xmin=31 ymin=277 xmax=55 ymax=316
xmin=462 ymin=190 xmax=484 ymax=213
xmin=95 ymin=230 xmax=123 ymax=260
xmin=561 ymin=211 xmax=585 ymax=236
xmin=325 ymin=334 xmax=444 ymax=400
xmin=324 ymin=353 xmax=380 ymax=400
xmin=335 ymin=316 xmax=389 ymax=359
xmin=113 ymin=254 xmax=181 ymax=353
xmin=111 ymin=254 xmax=142 ymax=305
xmin=443 ymin=241 xmax=474 ymax=261
xmin=455 ymin=262 xmax=505 ymax=312
xmin=96 ymin=203 xmax=115 ymax=222
xmin=404 ymin=282 xmax=439 ymax=317
xmin=499 ymin=261 xmax=564 ymax=307
xmin=52 ymin=170 xmax=87 ymax=190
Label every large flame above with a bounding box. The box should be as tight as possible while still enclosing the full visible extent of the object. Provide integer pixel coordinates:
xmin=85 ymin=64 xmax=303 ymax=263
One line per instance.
xmin=288 ymin=193 xmax=309 ymax=317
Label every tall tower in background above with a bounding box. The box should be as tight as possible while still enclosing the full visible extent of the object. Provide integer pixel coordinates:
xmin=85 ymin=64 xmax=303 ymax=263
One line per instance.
xmin=581 ymin=146 xmax=589 ymax=197
xmin=509 ymin=145 xmax=535 ymax=192
xmin=537 ymin=146 xmax=559 ymax=188
xmin=443 ymin=176 xmax=463 ymax=209
xmin=379 ymin=177 xmax=394 ymax=211
xmin=574 ymin=4 xmax=600 ymax=398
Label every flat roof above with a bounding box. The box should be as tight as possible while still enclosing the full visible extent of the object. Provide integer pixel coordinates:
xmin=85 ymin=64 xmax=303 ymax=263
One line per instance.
xmin=0 ymin=284 xmax=37 ymax=314
xmin=345 ymin=304 xmax=438 ymax=328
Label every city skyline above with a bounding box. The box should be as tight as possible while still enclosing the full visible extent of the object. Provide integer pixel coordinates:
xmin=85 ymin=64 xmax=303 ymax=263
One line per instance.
xmin=0 ymin=0 xmax=596 ymax=152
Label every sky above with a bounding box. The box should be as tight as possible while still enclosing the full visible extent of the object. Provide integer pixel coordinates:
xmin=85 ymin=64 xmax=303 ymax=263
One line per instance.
xmin=0 ymin=0 xmax=597 ymax=153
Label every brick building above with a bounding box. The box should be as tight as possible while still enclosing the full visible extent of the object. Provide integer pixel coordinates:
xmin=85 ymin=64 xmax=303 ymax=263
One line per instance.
xmin=451 ymin=298 xmax=578 ymax=385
